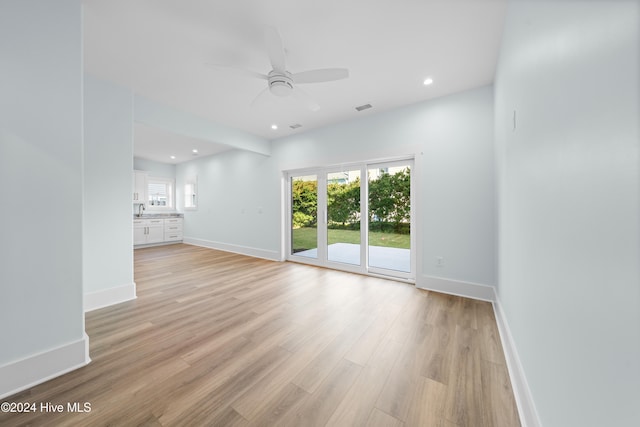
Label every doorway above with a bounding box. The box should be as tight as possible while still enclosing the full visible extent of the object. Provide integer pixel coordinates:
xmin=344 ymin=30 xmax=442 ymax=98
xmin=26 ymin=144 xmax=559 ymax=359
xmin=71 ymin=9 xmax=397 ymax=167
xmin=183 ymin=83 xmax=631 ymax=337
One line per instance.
xmin=287 ymin=158 xmax=414 ymax=281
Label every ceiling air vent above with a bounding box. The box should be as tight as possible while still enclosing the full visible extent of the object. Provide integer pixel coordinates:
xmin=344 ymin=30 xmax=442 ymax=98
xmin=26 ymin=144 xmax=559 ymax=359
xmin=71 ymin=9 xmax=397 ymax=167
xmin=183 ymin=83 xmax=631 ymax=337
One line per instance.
xmin=355 ymin=104 xmax=372 ymax=112
xmin=289 ymin=124 xmax=302 ymax=129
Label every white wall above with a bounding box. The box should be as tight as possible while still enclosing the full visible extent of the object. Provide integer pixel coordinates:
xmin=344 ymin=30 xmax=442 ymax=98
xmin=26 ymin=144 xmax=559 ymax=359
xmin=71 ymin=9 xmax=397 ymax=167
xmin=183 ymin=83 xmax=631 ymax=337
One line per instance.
xmin=176 ymin=148 xmax=281 ymax=259
xmin=495 ymin=1 xmax=640 ymax=426
xmin=83 ymin=75 xmax=135 ymax=310
xmin=0 ymin=0 xmax=88 ymax=397
xmin=177 ymin=86 xmax=496 ymax=287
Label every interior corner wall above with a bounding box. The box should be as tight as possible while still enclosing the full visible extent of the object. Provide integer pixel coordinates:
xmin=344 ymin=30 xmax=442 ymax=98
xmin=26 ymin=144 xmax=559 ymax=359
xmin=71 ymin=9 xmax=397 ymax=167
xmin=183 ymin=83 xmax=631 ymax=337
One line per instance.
xmin=0 ymin=0 xmax=88 ymax=397
xmin=83 ymin=74 xmax=135 ymax=309
xmin=494 ymin=1 xmax=640 ymax=426
xmin=176 ymin=86 xmax=496 ymax=287
xmin=176 ymin=148 xmax=282 ymax=260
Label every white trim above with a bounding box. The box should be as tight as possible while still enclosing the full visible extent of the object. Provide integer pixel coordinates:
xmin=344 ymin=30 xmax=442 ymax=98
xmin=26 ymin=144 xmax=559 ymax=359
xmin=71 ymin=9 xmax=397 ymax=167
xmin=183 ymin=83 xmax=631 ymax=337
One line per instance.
xmin=493 ymin=297 xmax=542 ymax=427
xmin=134 ymin=241 xmax=182 ymax=249
xmin=416 ymin=274 xmax=496 ymax=302
xmin=84 ymin=283 xmax=137 ymax=312
xmin=0 ymin=334 xmax=91 ymax=400
xmin=184 ymin=237 xmax=281 ymax=262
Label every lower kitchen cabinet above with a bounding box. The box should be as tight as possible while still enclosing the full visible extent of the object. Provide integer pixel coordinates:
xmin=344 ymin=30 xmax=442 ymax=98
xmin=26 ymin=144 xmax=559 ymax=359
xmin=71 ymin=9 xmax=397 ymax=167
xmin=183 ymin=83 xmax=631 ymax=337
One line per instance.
xmin=164 ymin=217 xmax=183 ymax=242
xmin=133 ymin=217 xmax=182 ymax=246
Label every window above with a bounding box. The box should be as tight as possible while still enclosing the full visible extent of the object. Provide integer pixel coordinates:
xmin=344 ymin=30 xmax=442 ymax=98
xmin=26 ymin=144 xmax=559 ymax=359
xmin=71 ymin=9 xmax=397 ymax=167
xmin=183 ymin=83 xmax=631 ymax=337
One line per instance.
xmin=184 ymin=176 xmax=197 ymax=210
xmin=147 ymin=177 xmax=174 ymax=210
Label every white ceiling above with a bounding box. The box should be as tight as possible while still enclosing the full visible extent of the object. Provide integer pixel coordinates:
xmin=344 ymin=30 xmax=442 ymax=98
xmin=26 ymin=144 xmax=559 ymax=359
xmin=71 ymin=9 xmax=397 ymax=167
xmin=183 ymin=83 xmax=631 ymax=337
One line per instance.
xmin=134 ymin=123 xmax=231 ymax=164
xmin=83 ymin=0 xmax=508 ymax=164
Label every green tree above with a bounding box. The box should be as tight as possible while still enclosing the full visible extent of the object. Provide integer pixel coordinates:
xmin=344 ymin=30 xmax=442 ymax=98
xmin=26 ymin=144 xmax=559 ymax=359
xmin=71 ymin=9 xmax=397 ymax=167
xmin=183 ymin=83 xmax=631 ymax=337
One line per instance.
xmin=368 ymin=168 xmax=410 ymax=233
xmin=292 ymin=168 xmax=409 ymax=234
xmin=327 ymin=178 xmax=360 ymax=228
xmin=291 ymin=180 xmax=317 ymax=227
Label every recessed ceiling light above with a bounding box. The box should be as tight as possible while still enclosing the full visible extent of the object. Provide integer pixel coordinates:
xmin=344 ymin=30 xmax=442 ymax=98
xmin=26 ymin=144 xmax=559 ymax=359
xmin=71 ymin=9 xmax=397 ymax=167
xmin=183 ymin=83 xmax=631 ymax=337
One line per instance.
xmin=170 ymin=155 xmax=176 ymax=160
xmin=423 ymin=77 xmax=434 ymax=86
xmin=271 ymin=124 xmax=278 ymax=130
xmin=192 ymin=149 xmax=198 ymax=154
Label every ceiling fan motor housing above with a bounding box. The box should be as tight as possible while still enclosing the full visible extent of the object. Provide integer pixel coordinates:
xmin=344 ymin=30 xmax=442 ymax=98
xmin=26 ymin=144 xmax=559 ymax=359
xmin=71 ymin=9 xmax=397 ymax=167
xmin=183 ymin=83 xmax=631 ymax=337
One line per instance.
xmin=268 ymin=71 xmax=294 ymax=96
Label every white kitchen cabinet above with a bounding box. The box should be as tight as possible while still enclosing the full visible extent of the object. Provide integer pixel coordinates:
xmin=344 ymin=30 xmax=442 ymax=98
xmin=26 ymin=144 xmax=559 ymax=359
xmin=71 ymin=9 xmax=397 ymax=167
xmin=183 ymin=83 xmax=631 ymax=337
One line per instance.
xmin=134 ymin=218 xmax=166 ymax=245
xmin=133 ymin=217 xmax=183 ymax=246
xmin=133 ymin=221 xmax=147 ymax=245
xmin=164 ymin=217 xmax=183 ymax=241
xmin=133 ymin=171 xmax=148 ymax=203
xmin=146 ymin=219 xmax=164 ymax=243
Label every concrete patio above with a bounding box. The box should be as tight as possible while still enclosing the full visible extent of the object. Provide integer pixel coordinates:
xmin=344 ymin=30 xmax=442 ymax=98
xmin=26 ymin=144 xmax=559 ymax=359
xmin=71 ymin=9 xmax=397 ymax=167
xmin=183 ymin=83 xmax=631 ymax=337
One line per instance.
xmin=294 ymin=242 xmax=410 ymax=273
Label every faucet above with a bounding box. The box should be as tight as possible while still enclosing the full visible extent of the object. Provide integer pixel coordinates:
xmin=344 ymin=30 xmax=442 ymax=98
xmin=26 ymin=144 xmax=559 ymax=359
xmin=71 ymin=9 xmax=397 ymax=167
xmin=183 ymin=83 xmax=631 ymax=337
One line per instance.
xmin=137 ymin=203 xmax=145 ymax=217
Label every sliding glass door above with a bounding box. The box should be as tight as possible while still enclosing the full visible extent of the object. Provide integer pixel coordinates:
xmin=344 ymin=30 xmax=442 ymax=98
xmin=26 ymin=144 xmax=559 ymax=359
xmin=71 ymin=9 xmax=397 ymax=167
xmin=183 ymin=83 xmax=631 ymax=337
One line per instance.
xmin=287 ymin=159 xmax=414 ymax=281
xmin=367 ymin=161 xmax=412 ymax=277
xmin=290 ymin=174 xmax=318 ymax=259
xmin=326 ymin=169 xmax=362 ymax=266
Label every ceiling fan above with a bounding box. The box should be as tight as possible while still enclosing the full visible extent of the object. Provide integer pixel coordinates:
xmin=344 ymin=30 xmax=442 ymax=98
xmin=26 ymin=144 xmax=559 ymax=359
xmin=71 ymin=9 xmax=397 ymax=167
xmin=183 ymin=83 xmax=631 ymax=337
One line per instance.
xmin=209 ymin=27 xmax=349 ymax=111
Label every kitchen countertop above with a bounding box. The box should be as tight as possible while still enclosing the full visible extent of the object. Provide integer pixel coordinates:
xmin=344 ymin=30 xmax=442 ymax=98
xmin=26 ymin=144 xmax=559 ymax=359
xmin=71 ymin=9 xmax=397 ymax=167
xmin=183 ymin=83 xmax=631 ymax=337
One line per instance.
xmin=133 ymin=213 xmax=183 ymax=219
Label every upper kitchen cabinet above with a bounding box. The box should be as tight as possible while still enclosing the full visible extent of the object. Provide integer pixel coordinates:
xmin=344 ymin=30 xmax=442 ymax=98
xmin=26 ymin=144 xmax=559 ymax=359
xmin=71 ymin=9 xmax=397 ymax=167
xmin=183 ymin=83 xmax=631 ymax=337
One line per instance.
xmin=133 ymin=170 xmax=147 ymax=203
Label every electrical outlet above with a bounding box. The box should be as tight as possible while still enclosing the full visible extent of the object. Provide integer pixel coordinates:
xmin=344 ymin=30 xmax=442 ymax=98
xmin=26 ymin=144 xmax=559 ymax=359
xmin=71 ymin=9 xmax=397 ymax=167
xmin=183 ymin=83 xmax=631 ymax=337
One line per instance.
xmin=436 ymin=256 xmax=444 ymax=267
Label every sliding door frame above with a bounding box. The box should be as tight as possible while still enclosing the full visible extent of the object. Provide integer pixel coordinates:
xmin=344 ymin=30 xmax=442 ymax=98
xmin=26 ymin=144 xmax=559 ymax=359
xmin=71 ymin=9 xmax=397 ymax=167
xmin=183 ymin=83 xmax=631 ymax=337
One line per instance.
xmin=285 ymin=156 xmax=416 ymax=282
xmin=365 ymin=158 xmax=416 ymax=280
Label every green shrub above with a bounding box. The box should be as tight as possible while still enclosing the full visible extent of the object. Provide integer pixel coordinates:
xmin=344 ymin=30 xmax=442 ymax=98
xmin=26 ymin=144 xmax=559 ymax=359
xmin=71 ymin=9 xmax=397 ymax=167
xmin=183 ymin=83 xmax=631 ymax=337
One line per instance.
xmin=292 ymin=211 xmax=314 ymax=228
xmin=292 ymin=168 xmax=410 ymax=233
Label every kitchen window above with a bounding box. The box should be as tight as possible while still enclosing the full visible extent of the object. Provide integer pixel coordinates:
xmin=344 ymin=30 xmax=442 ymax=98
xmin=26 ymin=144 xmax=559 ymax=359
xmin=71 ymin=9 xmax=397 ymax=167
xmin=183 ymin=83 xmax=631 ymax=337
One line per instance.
xmin=147 ymin=177 xmax=174 ymax=210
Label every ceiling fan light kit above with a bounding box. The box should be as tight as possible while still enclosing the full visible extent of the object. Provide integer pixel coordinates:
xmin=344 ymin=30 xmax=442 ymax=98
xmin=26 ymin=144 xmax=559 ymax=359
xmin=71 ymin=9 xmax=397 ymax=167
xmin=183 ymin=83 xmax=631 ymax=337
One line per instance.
xmin=268 ymin=71 xmax=294 ymax=96
xmin=210 ymin=26 xmax=349 ymax=111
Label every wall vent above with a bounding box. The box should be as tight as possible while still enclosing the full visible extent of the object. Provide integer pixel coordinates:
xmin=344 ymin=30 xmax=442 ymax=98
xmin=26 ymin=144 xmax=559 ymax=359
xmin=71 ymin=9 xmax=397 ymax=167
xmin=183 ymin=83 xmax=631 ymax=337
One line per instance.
xmin=289 ymin=124 xmax=302 ymax=129
xmin=355 ymin=104 xmax=372 ymax=112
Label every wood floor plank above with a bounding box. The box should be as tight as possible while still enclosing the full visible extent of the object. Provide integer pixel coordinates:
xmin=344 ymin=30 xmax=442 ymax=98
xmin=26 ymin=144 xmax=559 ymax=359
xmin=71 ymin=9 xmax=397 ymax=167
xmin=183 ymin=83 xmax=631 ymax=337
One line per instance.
xmin=344 ymin=302 xmax=403 ymax=366
xmin=480 ymin=360 xmax=521 ymax=427
xmin=375 ymin=321 xmax=433 ymax=420
xmin=231 ymin=331 xmax=336 ymax=420
xmin=291 ymin=312 xmax=374 ymax=393
xmin=367 ymin=408 xmax=405 ymax=427
xmin=244 ymin=382 xmax=310 ymax=427
xmin=0 ymin=244 xmax=520 ymax=427
xmin=278 ymin=358 xmax=362 ymax=427
xmin=325 ymin=365 xmax=390 ymax=426
xmin=443 ymin=326 xmax=486 ymax=427
xmin=420 ymin=325 xmax=455 ymax=385
xmin=404 ymin=376 xmax=447 ymax=427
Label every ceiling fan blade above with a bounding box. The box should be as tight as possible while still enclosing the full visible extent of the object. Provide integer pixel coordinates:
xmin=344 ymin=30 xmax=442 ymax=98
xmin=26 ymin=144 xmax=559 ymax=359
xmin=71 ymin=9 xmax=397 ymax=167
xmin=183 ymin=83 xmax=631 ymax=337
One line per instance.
xmin=291 ymin=87 xmax=320 ymax=112
xmin=265 ymin=27 xmax=287 ymax=73
xmin=205 ymin=63 xmax=268 ymax=80
xmin=250 ymin=87 xmax=271 ymax=108
xmin=292 ymin=68 xmax=349 ymax=84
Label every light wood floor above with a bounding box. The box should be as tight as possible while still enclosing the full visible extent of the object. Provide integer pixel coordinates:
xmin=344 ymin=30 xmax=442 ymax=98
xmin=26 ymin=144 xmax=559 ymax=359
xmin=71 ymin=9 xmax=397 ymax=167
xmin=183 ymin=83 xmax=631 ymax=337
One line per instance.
xmin=2 ymin=244 xmax=520 ymax=427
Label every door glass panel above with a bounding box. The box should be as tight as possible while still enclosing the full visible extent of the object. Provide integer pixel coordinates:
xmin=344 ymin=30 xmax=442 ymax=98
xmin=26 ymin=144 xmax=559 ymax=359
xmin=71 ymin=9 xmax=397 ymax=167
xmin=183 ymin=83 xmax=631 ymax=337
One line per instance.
xmin=367 ymin=165 xmax=411 ymax=272
xmin=327 ymin=170 xmax=361 ymax=265
xmin=291 ymin=175 xmax=318 ymax=258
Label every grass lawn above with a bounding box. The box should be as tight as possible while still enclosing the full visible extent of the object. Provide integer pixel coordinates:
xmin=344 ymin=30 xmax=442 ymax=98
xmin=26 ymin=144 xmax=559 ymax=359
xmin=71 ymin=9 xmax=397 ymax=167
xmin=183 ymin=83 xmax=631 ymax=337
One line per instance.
xmin=292 ymin=227 xmax=410 ymax=252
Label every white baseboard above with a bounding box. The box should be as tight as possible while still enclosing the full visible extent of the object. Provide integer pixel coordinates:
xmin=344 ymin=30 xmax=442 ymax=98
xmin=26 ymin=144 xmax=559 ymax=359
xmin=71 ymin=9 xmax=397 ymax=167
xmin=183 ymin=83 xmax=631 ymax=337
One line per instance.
xmin=416 ymin=274 xmax=540 ymax=426
xmin=84 ymin=282 xmax=137 ymax=312
xmin=416 ymin=274 xmax=496 ymax=302
xmin=493 ymin=298 xmax=542 ymax=427
xmin=183 ymin=237 xmax=281 ymax=261
xmin=0 ymin=333 xmax=91 ymax=400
